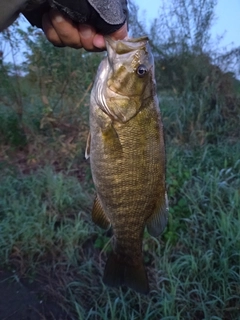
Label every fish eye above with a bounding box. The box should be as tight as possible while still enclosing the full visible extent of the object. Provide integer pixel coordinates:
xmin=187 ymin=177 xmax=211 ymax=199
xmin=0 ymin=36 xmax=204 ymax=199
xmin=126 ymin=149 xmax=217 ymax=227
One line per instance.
xmin=136 ymin=64 xmax=148 ymax=77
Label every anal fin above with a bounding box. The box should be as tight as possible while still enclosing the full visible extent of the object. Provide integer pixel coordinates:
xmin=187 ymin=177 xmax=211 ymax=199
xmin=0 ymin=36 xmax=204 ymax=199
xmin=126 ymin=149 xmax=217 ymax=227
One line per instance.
xmin=92 ymin=196 xmax=110 ymax=230
xmin=147 ymin=192 xmax=169 ymax=237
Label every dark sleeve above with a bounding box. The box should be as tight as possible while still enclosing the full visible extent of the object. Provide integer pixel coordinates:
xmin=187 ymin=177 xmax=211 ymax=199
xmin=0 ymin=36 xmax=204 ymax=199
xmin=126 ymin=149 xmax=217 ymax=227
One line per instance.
xmin=22 ymin=1 xmax=50 ymax=30
xmin=22 ymin=0 xmax=128 ymax=35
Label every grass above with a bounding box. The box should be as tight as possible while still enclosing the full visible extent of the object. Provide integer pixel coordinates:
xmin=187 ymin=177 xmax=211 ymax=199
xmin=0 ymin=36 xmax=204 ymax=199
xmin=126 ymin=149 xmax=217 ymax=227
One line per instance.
xmin=0 ymin=140 xmax=239 ymax=319
xmin=0 ymin=167 xmax=93 ymax=271
xmin=160 ymin=90 xmax=240 ymax=145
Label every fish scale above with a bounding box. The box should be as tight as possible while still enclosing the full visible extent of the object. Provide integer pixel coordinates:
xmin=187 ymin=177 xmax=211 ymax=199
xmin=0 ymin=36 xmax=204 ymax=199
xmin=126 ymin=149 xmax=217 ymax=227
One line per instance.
xmin=87 ymin=36 xmax=168 ymax=294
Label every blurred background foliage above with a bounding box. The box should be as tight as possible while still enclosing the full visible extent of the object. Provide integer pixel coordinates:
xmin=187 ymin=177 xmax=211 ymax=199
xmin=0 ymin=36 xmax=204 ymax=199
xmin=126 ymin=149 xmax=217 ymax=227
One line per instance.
xmin=0 ymin=0 xmax=239 ymax=151
xmin=0 ymin=0 xmax=240 ymax=318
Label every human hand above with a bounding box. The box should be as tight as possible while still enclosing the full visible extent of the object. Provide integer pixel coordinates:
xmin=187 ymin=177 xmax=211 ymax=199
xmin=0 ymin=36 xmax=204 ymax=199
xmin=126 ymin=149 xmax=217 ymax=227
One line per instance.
xmin=42 ymin=9 xmax=128 ymax=51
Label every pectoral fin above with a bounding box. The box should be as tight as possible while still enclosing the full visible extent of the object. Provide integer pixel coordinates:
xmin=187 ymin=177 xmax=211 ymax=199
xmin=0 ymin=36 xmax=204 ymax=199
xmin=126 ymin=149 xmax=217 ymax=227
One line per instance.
xmin=105 ymin=97 xmax=141 ymax=123
xmin=85 ymin=132 xmax=91 ymax=159
xmin=147 ymin=193 xmax=169 ymax=237
xmin=92 ymin=196 xmax=111 ymax=230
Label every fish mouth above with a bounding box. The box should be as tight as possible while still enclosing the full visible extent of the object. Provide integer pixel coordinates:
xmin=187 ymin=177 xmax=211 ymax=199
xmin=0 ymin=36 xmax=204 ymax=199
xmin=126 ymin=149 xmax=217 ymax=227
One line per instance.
xmin=105 ymin=36 xmax=149 ymax=44
xmin=105 ymin=36 xmax=149 ymax=55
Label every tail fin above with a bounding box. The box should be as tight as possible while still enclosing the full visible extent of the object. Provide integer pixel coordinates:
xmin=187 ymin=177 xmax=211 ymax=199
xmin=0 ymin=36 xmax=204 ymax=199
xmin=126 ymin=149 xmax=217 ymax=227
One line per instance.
xmin=103 ymin=252 xmax=149 ymax=294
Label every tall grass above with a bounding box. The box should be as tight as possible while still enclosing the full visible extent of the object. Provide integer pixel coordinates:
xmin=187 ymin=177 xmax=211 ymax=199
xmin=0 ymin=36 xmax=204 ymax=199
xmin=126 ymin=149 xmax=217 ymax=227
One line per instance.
xmin=0 ymin=167 xmax=93 ymax=271
xmin=0 ymin=141 xmax=239 ymax=319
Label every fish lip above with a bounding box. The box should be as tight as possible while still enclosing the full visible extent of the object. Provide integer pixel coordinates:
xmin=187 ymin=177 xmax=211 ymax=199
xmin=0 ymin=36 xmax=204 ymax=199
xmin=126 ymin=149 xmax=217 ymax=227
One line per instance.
xmin=105 ymin=36 xmax=149 ymax=44
xmin=105 ymin=36 xmax=149 ymax=55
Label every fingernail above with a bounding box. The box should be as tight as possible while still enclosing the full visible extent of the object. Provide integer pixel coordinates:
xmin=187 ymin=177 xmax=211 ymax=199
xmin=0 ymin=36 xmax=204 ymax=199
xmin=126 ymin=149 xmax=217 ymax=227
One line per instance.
xmin=93 ymin=34 xmax=106 ymax=49
xmin=79 ymin=24 xmax=92 ymax=38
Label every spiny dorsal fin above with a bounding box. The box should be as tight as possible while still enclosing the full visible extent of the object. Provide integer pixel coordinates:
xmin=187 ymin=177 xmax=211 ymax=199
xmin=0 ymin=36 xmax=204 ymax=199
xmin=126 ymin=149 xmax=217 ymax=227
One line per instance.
xmin=146 ymin=192 xmax=169 ymax=237
xmin=92 ymin=196 xmax=111 ymax=230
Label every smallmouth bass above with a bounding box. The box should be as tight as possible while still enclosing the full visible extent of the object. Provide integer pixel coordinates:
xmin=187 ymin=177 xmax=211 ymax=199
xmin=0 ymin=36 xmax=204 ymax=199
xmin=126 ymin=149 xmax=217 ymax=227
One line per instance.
xmin=86 ymin=37 xmax=168 ymax=294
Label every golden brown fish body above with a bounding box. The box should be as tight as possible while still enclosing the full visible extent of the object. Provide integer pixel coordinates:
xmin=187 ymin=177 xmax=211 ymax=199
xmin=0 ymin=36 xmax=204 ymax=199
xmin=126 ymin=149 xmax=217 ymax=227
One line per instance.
xmin=87 ymin=37 xmax=168 ymax=294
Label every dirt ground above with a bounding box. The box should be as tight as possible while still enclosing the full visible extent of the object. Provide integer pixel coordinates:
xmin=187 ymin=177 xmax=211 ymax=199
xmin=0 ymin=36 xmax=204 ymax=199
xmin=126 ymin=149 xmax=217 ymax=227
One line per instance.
xmin=0 ymin=270 xmax=71 ymax=320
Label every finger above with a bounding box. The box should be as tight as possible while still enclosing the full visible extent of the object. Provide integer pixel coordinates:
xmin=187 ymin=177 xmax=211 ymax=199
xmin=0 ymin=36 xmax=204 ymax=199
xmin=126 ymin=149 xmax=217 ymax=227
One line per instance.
xmin=42 ymin=11 xmax=65 ymax=47
xmin=92 ymin=34 xmax=106 ymax=50
xmin=92 ymin=22 xmax=128 ymax=50
xmin=78 ymin=24 xmax=98 ymax=51
xmin=49 ymin=9 xmax=82 ymax=49
xmin=110 ymin=22 xmax=128 ymax=40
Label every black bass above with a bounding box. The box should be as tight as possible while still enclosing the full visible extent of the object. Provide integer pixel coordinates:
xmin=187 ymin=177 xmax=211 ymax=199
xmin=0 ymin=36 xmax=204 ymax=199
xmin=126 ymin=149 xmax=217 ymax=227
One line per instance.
xmin=86 ymin=37 xmax=168 ymax=294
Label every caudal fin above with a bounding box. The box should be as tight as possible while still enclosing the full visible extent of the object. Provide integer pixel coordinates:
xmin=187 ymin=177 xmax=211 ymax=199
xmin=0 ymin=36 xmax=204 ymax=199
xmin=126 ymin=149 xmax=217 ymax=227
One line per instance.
xmin=103 ymin=252 xmax=149 ymax=294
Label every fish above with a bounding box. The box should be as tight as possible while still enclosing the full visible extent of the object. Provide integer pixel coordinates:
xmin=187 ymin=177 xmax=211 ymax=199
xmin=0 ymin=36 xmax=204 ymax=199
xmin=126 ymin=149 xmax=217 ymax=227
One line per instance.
xmin=85 ymin=36 xmax=168 ymax=294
